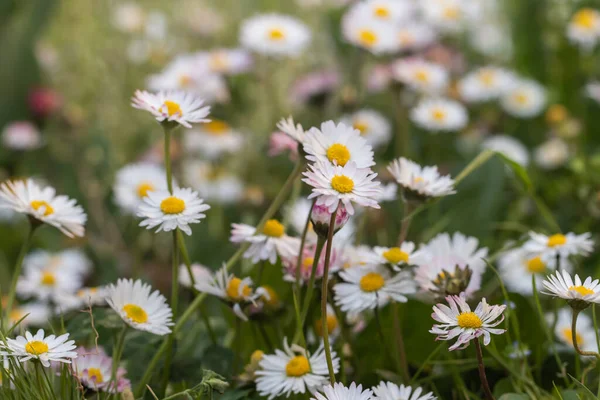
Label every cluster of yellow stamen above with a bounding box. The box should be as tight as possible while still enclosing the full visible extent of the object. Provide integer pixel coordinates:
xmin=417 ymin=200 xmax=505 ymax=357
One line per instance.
xmin=25 ymin=341 xmax=48 ymax=356
xmin=547 ymin=234 xmax=567 ymax=247
xmin=226 ymin=277 xmax=252 ymax=301
xmin=137 ymin=182 xmax=155 ymax=198
xmin=268 ymin=28 xmax=286 ymax=41
xmin=431 ymin=108 xmax=447 ymax=122
xmin=331 ymin=175 xmax=355 ymax=194
xmin=414 ymin=70 xmax=430 ymax=83
xmin=285 ymin=355 xmax=310 ymax=377
xmin=383 ymin=247 xmax=410 ymax=264
xmin=358 ymin=30 xmax=378 ymax=47
xmin=359 ymin=272 xmax=385 ymax=292
xmin=87 ymin=368 xmax=105 ymax=383
xmin=569 ymin=285 xmax=594 ymax=296
xmin=353 ymin=121 xmax=368 ymax=135
xmin=525 ymin=256 xmax=546 ymax=273
xmin=262 ymin=219 xmax=285 ymax=238
xmin=326 ymin=143 xmax=351 ymax=166
xmin=203 ymin=120 xmax=230 ymax=135
xmin=456 ymin=311 xmax=482 ymax=329
xmin=572 ymin=9 xmax=598 ymax=30
xmin=162 ymin=100 xmax=182 ymax=117
xmin=315 ymin=314 xmax=339 ymax=337
xmin=31 ymin=200 xmax=54 ymax=216
xmin=40 ymin=271 xmax=56 ymax=286
xmin=373 ymin=6 xmax=390 ymax=18
xmin=160 ymin=196 xmax=185 ymax=214
xmin=123 ymin=304 xmax=148 ymax=324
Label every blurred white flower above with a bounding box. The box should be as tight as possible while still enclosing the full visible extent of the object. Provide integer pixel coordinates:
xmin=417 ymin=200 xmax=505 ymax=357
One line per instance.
xmin=183 ymin=120 xmax=243 ymax=159
xmin=481 ymin=135 xmax=529 ymax=166
xmin=372 ymin=242 xmax=419 ymax=270
xmin=500 ymin=79 xmax=546 ymax=118
xmin=396 ymin=23 xmax=438 ymax=52
xmin=8 ymin=303 xmax=50 ymax=329
xmin=196 ymin=48 xmax=253 ymax=75
xmin=534 ymin=137 xmax=570 ymax=170
xmin=525 ymin=231 xmax=593 ymax=264
xmin=182 ymin=161 xmax=244 ymax=204
xmin=410 ymin=98 xmax=468 ymax=132
xmin=348 ymin=0 xmax=415 ymax=23
xmin=341 ymin=10 xmax=399 ymax=55
xmin=178 ymin=263 xmax=212 ymax=288
xmin=392 ymin=59 xmax=449 ymax=94
xmin=550 ymin=308 xmax=597 ymax=353
xmin=341 ymin=109 xmax=391 ymax=149
xmin=2 ymin=121 xmax=42 ymax=151
xmin=388 ymin=157 xmax=456 ymax=199
xmin=72 ymin=347 xmax=130 ymax=393
xmin=240 ymin=14 xmax=311 ymax=57
xmin=113 ymin=162 xmax=169 ymax=214
xmin=567 ymin=8 xmax=600 ymax=50
xmin=458 ymin=66 xmax=516 ymax=103
xmin=420 ymin=0 xmax=478 ymax=33
xmin=112 ymin=2 xmax=145 ymax=33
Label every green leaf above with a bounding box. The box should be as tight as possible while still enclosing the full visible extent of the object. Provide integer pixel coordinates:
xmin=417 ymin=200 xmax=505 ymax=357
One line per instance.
xmin=498 ymin=394 xmax=530 ymax=400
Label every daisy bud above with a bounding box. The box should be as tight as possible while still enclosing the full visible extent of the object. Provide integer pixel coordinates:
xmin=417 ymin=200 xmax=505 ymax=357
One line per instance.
xmin=310 ymin=202 xmax=350 ymax=238
xmin=430 ymin=264 xmax=472 ymax=301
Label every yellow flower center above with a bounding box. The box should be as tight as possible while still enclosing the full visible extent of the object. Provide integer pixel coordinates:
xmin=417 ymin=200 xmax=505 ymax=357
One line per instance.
xmin=268 ymin=28 xmax=286 ymax=41
xmin=444 ymin=7 xmax=460 ymax=20
xmin=546 ymin=104 xmax=567 ymax=124
xmin=326 ymin=143 xmax=351 ymax=166
xmin=203 ymin=120 xmax=230 ymax=135
xmin=261 ymin=286 xmax=280 ymax=307
xmin=9 ymin=309 xmax=23 ymax=323
xmin=160 ymin=196 xmax=185 ymax=214
xmin=262 ymin=219 xmax=285 ymax=237
xmin=514 ymin=93 xmax=529 ymax=105
xmin=178 ymin=75 xmax=193 ymax=87
xmin=353 ymin=121 xmax=368 ymax=134
xmin=431 ymin=109 xmax=447 ymax=121
xmin=137 ymin=182 xmax=155 ymax=198
xmin=383 ymin=247 xmax=409 ymax=264
xmin=285 ymin=355 xmax=310 ymax=377
xmin=122 ymin=304 xmax=148 ymax=323
xmin=359 ymin=272 xmax=385 ymax=292
xmin=569 ymin=285 xmax=594 ymax=296
xmin=251 ymin=350 xmax=264 ymax=364
xmin=302 ymin=257 xmax=315 ymax=273
xmin=526 ymin=256 xmax=546 ymax=273
xmin=40 ymin=271 xmax=56 ymax=286
xmin=413 ymin=176 xmax=424 ymax=184
xmin=479 ymin=70 xmax=496 ymax=87
xmin=374 ymin=6 xmax=390 ymax=18
xmin=25 ymin=341 xmax=48 ymax=356
xmin=414 ymin=70 xmax=430 ymax=83
xmin=457 ymin=312 xmax=482 ymax=329
xmin=163 ymin=100 xmax=182 ymax=117
xmin=359 ymin=29 xmax=378 ymax=47
xmin=547 ymin=234 xmax=567 ymax=247
xmin=88 ymin=367 xmax=104 ymax=383
xmin=331 ymin=175 xmax=355 ymax=194
xmin=562 ymin=328 xmax=584 ymax=347
xmin=573 ymin=9 xmax=598 ymax=30
xmin=226 ymin=277 xmax=252 ymax=300
xmin=315 ymin=314 xmax=339 ymax=337
xmin=30 ymin=200 xmax=54 ymax=216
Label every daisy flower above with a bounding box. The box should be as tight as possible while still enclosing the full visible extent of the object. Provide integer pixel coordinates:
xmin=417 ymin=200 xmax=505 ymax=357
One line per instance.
xmin=372 ymin=381 xmax=437 ymax=400
xmin=392 ymin=59 xmax=449 ymax=94
xmin=54 ymin=286 xmax=109 ymax=313
xmin=302 ymin=160 xmax=381 ymax=215
xmin=3 ymin=329 xmax=77 ymax=367
xmin=372 ymin=242 xmax=419 ymax=270
xmin=240 ymin=14 xmax=311 ymax=57
xmin=277 ymin=116 xmax=307 ymax=144
xmin=131 ymin=89 xmax=211 ymax=128
xmin=2 ymin=121 xmax=42 ymax=151
xmin=430 ymin=295 xmax=506 ymax=351
xmin=312 ymin=382 xmax=373 ymax=400
xmin=481 ymin=135 xmax=529 ymax=166
xmin=567 ymin=8 xmax=600 ymax=50
xmin=113 ymin=162 xmax=169 ymax=214
xmin=106 ymin=279 xmax=173 ymax=335
xmin=550 ymin=308 xmax=597 ymax=354
xmin=534 ymin=138 xmax=570 ymax=170
xmin=23 ymin=248 xmax=92 ymax=278
xmin=137 ymin=187 xmax=210 ymax=235
xmin=340 ymin=245 xmax=377 ymax=270
xmin=349 ymin=0 xmax=414 ymax=23
xmin=230 ymin=220 xmax=300 ymax=264
xmin=182 ymin=161 xmax=244 ymax=205
xmin=523 ymin=231 xmax=594 ymax=265
xmin=410 ymin=98 xmax=468 ymax=132
xmin=387 ymin=157 xmax=456 ymax=200
xmin=458 ymin=66 xmax=516 ymax=103
xmin=334 ymin=265 xmax=416 ymax=313
xmin=396 ymin=24 xmax=437 ymax=52
xmin=0 ymin=179 xmax=86 ymax=237
xmin=541 ymin=270 xmax=600 ymax=308
xmin=420 ymin=0 xmax=475 ymax=33
xmin=304 ymin=121 xmax=375 ymax=168
xmin=195 ymin=48 xmax=253 ymax=75
xmin=500 ymin=79 xmax=546 ymax=118
xmin=340 ymin=109 xmax=391 ymax=149
xmin=178 ymin=263 xmax=212 ymax=288
xmin=17 ymin=264 xmax=83 ymax=302
xmin=255 ymin=338 xmax=339 ymax=399
xmin=183 ymin=119 xmax=244 ymax=159
xmin=72 ymin=347 xmax=131 ymax=393
xmin=8 ymin=303 xmax=50 ymax=328
xmin=341 ymin=10 xmax=399 ymax=55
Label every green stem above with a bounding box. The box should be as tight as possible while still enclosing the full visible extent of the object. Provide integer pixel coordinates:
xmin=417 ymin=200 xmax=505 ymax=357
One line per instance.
xmin=163 ymin=125 xmax=174 ymax=193
xmin=392 ymin=302 xmax=410 ymax=383
xmin=110 ymin=326 xmax=127 ymax=397
xmin=40 ymin=363 xmax=57 ymax=400
xmin=571 ymin=309 xmax=600 ymax=360
xmin=474 ymin=338 xmax=495 ymax=400
xmin=321 ymin=209 xmax=338 ymax=385
xmin=293 ymin=200 xmax=315 ymax=336
xmin=5 ymin=223 xmax=36 ymax=319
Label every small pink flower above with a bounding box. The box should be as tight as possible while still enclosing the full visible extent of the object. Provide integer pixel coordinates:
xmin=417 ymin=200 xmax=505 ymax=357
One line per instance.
xmin=268 ymin=131 xmax=298 ymax=160
xmin=283 ymin=242 xmax=340 ymax=284
xmin=29 ymin=87 xmax=62 ymax=117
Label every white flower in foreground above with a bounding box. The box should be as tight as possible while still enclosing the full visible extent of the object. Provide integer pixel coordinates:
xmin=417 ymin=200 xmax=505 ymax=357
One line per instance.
xmin=372 ymin=381 xmax=437 ymax=400
xmin=240 ymin=14 xmax=311 ymax=57
xmin=2 ymin=121 xmax=42 ymax=150
xmin=72 ymin=347 xmax=130 ymax=393
xmin=457 ymin=66 xmax=516 ymax=103
xmin=481 ymin=135 xmax=529 ymax=166
xmin=392 ymin=59 xmax=449 ymax=94
xmin=256 ymin=338 xmax=339 ymax=399
xmin=304 ymin=121 xmax=375 ymax=168
xmin=372 ymin=242 xmax=419 ymax=270
xmin=430 ymin=295 xmax=506 ymax=351
xmin=113 ymin=162 xmax=169 ymax=214
xmin=137 ymin=187 xmax=210 ymax=235
xmin=277 ymin=116 xmax=306 ymax=144
xmin=500 ymin=80 xmax=546 ymax=118
xmin=341 ymin=109 xmax=391 ymax=149
xmin=3 ymin=329 xmax=77 ymax=367
xmin=567 ymin=8 xmax=600 ymax=50
xmin=178 ymin=263 xmax=212 ymax=288
xmin=303 ymin=161 xmax=381 ymax=215
xmin=542 ymin=270 xmax=600 ymax=306
xmin=230 ymin=220 xmax=300 ymax=264
xmin=550 ymin=308 xmax=597 ymax=353
xmin=524 ymin=231 xmax=593 ymax=264
xmin=388 ymin=157 xmax=455 ymax=200
xmin=341 ymin=10 xmax=399 ymax=55
xmin=534 ymin=138 xmax=570 ymax=170
xmin=106 ymin=279 xmax=173 ymax=335
xmin=334 ymin=265 xmax=415 ymax=313
xmin=131 ymin=90 xmax=211 ymax=128
xmin=312 ymin=382 xmax=373 ymax=400
xmin=0 ymin=179 xmax=86 ymax=237
xmin=410 ymin=98 xmax=468 ymax=132
xmin=183 ymin=119 xmax=244 ymax=159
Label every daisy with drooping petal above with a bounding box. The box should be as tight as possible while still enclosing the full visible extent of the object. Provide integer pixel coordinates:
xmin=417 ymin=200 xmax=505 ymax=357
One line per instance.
xmin=387 ymin=157 xmax=456 ymax=200
xmin=240 ymin=14 xmax=311 ymax=57
xmin=541 ymin=270 xmax=600 ymax=307
xmin=183 ymin=119 xmax=244 ymax=159
xmin=334 ymin=265 xmax=416 ymax=313
xmin=255 ymin=338 xmax=340 ymax=400
xmin=106 ymin=279 xmax=173 ymax=335
xmin=304 ymin=121 xmax=375 ymax=168
xmin=3 ymin=329 xmax=77 ymax=367
xmin=523 ymin=231 xmax=594 ymax=265
xmin=303 ymin=160 xmax=381 ymax=215
xmin=230 ymin=220 xmax=300 ymax=264
xmin=131 ymin=90 xmax=211 ymax=128
xmin=72 ymin=347 xmax=131 ymax=393
xmin=372 ymin=242 xmax=419 ymax=270
xmin=500 ymin=79 xmax=546 ymax=118
xmin=567 ymin=8 xmax=600 ymax=50
xmin=410 ymin=98 xmax=468 ymax=132
xmin=458 ymin=66 xmax=516 ymax=103
xmin=549 ymin=308 xmax=597 ymax=354
xmin=481 ymin=135 xmax=529 ymax=166
xmin=277 ymin=116 xmax=307 ymax=144
xmin=392 ymin=59 xmax=449 ymax=94
xmin=113 ymin=162 xmax=169 ymax=214
xmin=341 ymin=10 xmax=399 ymax=55
xmin=430 ymin=295 xmax=506 ymax=351
xmin=0 ymin=179 xmax=87 ymax=237
xmin=312 ymin=382 xmax=373 ymax=400
xmin=340 ymin=109 xmax=391 ymax=150
xmin=137 ymin=187 xmax=210 ymax=235
xmin=372 ymin=381 xmax=437 ymax=400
